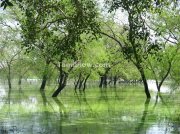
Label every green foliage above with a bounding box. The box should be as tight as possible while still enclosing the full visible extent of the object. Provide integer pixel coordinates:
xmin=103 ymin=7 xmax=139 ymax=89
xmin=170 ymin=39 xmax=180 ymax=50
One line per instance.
xmin=17 ymin=0 xmax=99 ymax=55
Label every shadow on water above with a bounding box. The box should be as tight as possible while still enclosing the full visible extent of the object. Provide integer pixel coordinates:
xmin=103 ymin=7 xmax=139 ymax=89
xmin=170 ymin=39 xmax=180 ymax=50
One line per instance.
xmin=40 ymin=91 xmax=51 ymax=133
xmin=153 ymin=93 xmax=171 ymax=115
xmin=135 ymin=93 xmax=172 ymax=134
xmin=53 ymin=97 xmax=68 ymax=134
xmin=39 ymin=91 xmax=68 ymax=134
xmin=99 ymin=88 xmax=108 ymax=102
xmin=40 ymin=91 xmax=48 ymax=106
xmin=53 ymin=97 xmax=67 ymax=117
xmin=134 ymin=98 xmax=150 ymax=134
xmin=74 ymin=91 xmax=97 ymax=118
xmin=113 ymin=87 xmax=120 ymax=100
xmin=0 ymin=87 xmax=9 ymax=134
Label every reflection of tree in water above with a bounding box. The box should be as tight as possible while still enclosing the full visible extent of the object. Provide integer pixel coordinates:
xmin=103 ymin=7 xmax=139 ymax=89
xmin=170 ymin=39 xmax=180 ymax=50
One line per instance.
xmin=0 ymin=87 xmax=22 ymax=133
xmin=154 ymin=93 xmax=178 ymax=134
xmin=99 ymin=89 xmax=110 ymax=113
xmin=53 ymin=97 xmax=68 ymax=134
xmin=135 ymin=93 xmax=172 ymax=134
xmin=40 ymin=91 xmax=67 ymax=134
xmin=0 ymin=122 xmax=8 ymax=134
xmin=73 ymin=92 xmax=105 ymax=134
xmin=135 ymin=99 xmax=150 ymax=134
xmin=153 ymin=93 xmax=171 ymax=115
xmin=75 ymin=92 xmax=97 ymax=118
xmin=39 ymin=91 xmax=51 ymax=133
xmin=98 ymin=88 xmax=115 ymax=125
xmin=113 ymin=87 xmax=120 ymax=101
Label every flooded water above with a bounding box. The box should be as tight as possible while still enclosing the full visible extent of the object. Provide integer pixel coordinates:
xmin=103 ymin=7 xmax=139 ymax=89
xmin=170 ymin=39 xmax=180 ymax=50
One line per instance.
xmin=0 ymin=84 xmax=180 ymax=134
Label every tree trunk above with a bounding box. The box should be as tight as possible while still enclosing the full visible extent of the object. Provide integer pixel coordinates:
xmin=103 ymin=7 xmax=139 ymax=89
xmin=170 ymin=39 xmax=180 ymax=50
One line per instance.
xmin=108 ymin=76 xmax=113 ymax=85
xmin=18 ymin=75 xmax=22 ymax=85
xmin=52 ymin=83 xmax=64 ymax=97
xmin=83 ymin=74 xmax=90 ymax=91
xmin=99 ymin=76 xmax=103 ymax=88
xmin=78 ymin=79 xmax=84 ymax=90
xmin=40 ymin=75 xmax=47 ymax=91
xmin=75 ymin=73 xmax=81 ymax=91
xmin=7 ymin=76 xmax=11 ymax=89
xmin=52 ymin=71 xmax=68 ymax=97
xmin=40 ymin=60 xmax=50 ymax=91
xmin=114 ymin=76 xmax=117 ymax=87
xmin=139 ymin=68 xmax=151 ymax=98
xmin=7 ymin=65 xmax=11 ymax=89
xmin=158 ymin=62 xmax=172 ymax=92
xmin=103 ymin=74 xmax=107 ymax=88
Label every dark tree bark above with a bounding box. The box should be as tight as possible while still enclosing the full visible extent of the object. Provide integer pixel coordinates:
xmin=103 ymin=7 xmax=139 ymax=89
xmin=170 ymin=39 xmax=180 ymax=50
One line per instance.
xmin=74 ymin=73 xmax=82 ymax=91
xmin=52 ymin=56 xmax=75 ymax=97
xmin=99 ymin=76 xmax=104 ymax=88
xmin=157 ymin=62 xmax=171 ymax=92
xmin=40 ymin=60 xmax=50 ymax=91
xmin=78 ymin=79 xmax=84 ymax=90
xmin=139 ymin=67 xmax=151 ymax=98
xmin=52 ymin=58 xmax=68 ymax=97
xmin=7 ymin=76 xmax=11 ymax=89
xmin=113 ymin=76 xmax=118 ymax=87
xmin=7 ymin=64 xmax=11 ymax=89
xmin=18 ymin=75 xmax=22 ymax=85
xmin=52 ymin=71 xmax=68 ymax=97
xmin=99 ymin=75 xmax=107 ymax=88
xmin=99 ymin=68 xmax=110 ymax=88
xmin=40 ymin=75 xmax=48 ymax=91
xmin=83 ymin=73 xmax=91 ymax=91
xmin=108 ymin=76 xmax=113 ymax=85
xmin=103 ymin=74 xmax=107 ymax=88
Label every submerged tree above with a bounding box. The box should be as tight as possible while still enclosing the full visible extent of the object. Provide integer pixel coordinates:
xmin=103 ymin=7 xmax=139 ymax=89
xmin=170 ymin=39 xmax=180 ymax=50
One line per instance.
xmin=146 ymin=4 xmax=180 ymax=92
xmin=0 ymin=10 xmax=22 ymax=89
xmin=102 ymin=0 xmax=177 ymax=98
xmin=15 ymin=0 xmax=99 ymax=97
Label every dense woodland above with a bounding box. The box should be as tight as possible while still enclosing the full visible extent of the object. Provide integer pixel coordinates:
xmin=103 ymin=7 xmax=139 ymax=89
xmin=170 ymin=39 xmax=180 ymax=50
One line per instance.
xmin=0 ymin=0 xmax=179 ymax=98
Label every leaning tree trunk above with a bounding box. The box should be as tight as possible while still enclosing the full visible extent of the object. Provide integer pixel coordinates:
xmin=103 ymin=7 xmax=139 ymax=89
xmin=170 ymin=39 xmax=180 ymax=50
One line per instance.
xmin=83 ymin=74 xmax=91 ymax=92
xmin=40 ymin=75 xmax=48 ymax=91
xmin=157 ymin=62 xmax=172 ymax=92
xmin=139 ymin=68 xmax=151 ymax=98
xmin=74 ymin=73 xmax=81 ymax=91
xmin=78 ymin=79 xmax=84 ymax=90
xmin=40 ymin=60 xmax=50 ymax=91
xmin=52 ymin=71 xmax=68 ymax=97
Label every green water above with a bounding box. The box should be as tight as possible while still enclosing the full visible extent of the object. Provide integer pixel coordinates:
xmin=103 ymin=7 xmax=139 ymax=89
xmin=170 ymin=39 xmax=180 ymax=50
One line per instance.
xmin=0 ymin=84 xmax=180 ymax=134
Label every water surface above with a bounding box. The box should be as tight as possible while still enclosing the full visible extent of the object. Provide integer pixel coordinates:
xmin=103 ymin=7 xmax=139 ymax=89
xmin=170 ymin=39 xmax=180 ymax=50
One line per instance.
xmin=0 ymin=84 xmax=180 ymax=134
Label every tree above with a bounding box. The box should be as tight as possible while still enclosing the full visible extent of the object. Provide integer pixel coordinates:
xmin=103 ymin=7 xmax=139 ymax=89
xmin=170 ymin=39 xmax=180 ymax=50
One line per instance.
xmin=71 ymin=37 xmax=107 ymax=91
xmin=101 ymin=0 xmax=177 ymax=98
xmin=100 ymin=1 xmax=150 ymax=98
xmin=146 ymin=4 xmax=180 ymax=92
xmin=16 ymin=0 xmax=99 ymax=97
xmin=147 ymin=45 xmax=178 ymax=92
xmin=0 ymin=10 xmax=22 ymax=89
